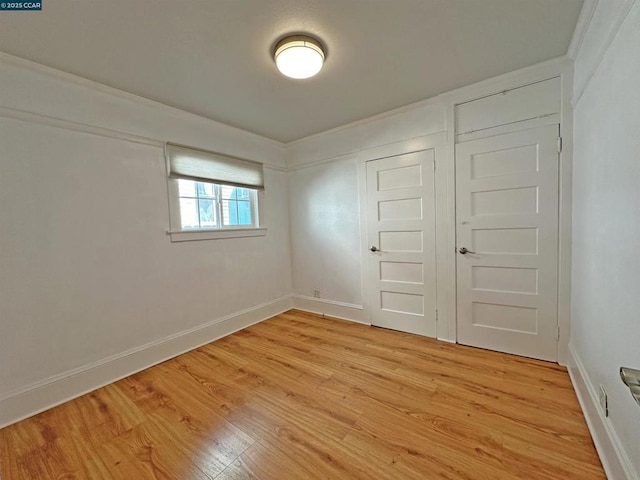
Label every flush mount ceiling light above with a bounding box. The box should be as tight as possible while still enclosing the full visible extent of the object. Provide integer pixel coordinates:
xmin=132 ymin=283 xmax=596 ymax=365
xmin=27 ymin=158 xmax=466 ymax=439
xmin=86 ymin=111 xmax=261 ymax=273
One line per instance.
xmin=274 ymin=35 xmax=325 ymax=79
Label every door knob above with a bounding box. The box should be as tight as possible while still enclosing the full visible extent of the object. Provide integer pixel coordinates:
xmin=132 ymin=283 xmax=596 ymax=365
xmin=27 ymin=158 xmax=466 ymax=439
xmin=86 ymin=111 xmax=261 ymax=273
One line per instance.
xmin=458 ymin=247 xmax=476 ymax=255
xmin=370 ymin=246 xmax=379 ymax=252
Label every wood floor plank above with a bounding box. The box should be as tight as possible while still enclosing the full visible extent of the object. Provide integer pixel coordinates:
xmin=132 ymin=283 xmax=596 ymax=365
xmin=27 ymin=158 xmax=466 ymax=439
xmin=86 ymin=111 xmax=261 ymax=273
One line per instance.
xmin=118 ymin=364 xmax=255 ymax=478
xmin=0 ymin=310 xmax=605 ymax=479
xmin=352 ymin=394 xmax=507 ymax=479
xmin=95 ymin=420 xmax=212 ymax=480
xmin=215 ymin=457 xmax=262 ymax=480
xmin=501 ymin=433 xmax=606 ymax=480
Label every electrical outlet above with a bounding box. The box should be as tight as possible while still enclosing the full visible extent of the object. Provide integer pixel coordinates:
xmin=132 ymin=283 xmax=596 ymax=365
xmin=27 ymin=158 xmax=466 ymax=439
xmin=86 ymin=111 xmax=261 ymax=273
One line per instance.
xmin=313 ymin=289 xmax=320 ymax=298
xmin=599 ymin=385 xmax=608 ymax=417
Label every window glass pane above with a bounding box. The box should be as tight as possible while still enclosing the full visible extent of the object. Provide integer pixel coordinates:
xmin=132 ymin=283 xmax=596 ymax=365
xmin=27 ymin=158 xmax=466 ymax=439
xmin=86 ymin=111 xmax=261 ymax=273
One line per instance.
xmin=175 ymin=179 xmax=255 ymax=230
xmin=237 ymin=201 xmax=252 ymax=225
xmin=178 ymin=179 xmax=196 ymax=197
xmin=221 ymin=199 xmax=233 ymax=225
xmin=196 ymin=182 xmax=215 ymax=197
xmin=221 ymin=185 xmax=237 ymax=200
xmin=222 ymin=199 xmax=253 ymax=226
xmin=198 ymin=198 xmax=216 ymax=227
xmin=236 ymin=188 xmax=250 ymax=200
xmin=179 ymin=197 xmax=199 ymax=229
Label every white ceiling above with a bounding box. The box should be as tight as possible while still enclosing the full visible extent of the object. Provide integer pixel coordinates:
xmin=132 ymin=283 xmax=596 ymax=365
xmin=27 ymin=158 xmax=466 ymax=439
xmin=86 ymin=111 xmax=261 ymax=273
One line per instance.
xmin=0 ymin=0 xmax=583 ymax=142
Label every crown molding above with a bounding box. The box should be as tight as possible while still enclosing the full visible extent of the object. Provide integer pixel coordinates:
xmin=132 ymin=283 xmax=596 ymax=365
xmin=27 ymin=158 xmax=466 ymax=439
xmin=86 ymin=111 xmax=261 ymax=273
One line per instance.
xmin=0 ymin=106 xmax=295 ymax=171
xmin=286 ymin=95 xmax=443 ymax=148
xmin=0 ymin=51 xmax=286 ymax=150
xmin=287 ymin=153 xmax=358 ymax=172
xmin=0 ymin=106 xmax=163 ymax=147
xmin=437 ymin=56 xmax=571 ymax=106
xmin=568 ymin=0 xmax=599 ymax=59
xmin=571 ymin=0 xmax=637 ymax=107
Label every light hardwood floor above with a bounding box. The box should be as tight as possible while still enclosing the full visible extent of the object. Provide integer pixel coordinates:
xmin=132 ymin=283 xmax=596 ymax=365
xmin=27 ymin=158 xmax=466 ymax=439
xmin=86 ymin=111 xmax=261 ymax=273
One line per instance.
xmin=0 ymin=310 xmax=605 ymax=479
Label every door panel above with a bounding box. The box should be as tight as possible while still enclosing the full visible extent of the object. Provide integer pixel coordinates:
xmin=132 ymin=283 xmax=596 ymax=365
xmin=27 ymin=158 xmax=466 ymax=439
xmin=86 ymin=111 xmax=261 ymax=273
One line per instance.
xmin=367 ymin=150 xmax=437 ymax=337
xmin=456 ymin=125 xmax=559 ymax=361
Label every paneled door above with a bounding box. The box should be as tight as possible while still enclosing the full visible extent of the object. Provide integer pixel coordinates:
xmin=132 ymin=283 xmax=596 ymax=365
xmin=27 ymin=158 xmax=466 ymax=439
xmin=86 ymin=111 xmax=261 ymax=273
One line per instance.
xmin=456 ymin=125 xmax=560 ymax=361
xmin=366 ymin=150 xmax=437 ymax=337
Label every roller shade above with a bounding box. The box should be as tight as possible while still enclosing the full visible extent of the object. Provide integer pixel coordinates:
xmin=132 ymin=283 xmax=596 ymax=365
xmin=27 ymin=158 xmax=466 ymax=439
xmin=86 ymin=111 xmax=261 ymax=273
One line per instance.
xmin=166 ymin=143 xmax=264 ymax=190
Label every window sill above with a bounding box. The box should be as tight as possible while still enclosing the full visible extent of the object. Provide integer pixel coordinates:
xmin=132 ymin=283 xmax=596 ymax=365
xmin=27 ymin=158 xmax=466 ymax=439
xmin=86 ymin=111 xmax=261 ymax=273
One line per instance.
xmin=167 ymin=227 xmax=267 ymax=242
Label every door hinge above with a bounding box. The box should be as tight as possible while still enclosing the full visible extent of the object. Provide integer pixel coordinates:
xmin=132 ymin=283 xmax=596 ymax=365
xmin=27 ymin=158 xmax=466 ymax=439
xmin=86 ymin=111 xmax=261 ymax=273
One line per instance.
xmin=556 ymin=326 xmax=560 ymax=341
xmin=557 ymin=137 xmax=563 ymax=153
xmin=435 ymin=309 xmax=438 ymax=322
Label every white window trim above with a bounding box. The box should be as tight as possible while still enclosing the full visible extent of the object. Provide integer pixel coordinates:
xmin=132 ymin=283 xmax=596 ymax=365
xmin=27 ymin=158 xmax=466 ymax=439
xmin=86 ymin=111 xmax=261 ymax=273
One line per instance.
xmin=167 ymin=227 xmax=267 ymax=242
xmin=166 ymin=179 xmax=267 ymax=242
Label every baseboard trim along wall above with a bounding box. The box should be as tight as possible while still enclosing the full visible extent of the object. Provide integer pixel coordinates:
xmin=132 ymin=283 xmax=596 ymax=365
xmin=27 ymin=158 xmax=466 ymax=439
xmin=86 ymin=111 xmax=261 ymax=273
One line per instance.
xmin=567 ymin=344 xmax=639 ymax=480
xmin=0 ymin=295 xmax=293 ymax=429
xmin=292 ymin=295 xmax=370 ymax=325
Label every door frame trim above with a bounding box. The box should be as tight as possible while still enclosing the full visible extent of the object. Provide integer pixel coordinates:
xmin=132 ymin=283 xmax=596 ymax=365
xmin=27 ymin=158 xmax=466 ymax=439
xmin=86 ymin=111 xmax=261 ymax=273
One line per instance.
xmin=356 ymin=131 xmax=450 ymax=339
xmin=442 ymin=62 xmax=574 ymax=364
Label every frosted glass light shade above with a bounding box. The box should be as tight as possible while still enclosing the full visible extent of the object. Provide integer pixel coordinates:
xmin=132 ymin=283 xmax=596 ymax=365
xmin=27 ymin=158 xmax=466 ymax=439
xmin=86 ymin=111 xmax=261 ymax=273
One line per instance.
xmin=274 ymin=35 xmax=325 ymax=79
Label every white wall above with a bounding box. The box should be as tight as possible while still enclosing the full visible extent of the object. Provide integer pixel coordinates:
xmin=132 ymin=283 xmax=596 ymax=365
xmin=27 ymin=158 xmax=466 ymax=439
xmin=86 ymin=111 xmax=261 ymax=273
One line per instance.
xmin=0 ymin=55 xmax=292 ymax=426
xmin=287 ymin=101 xmax=446 ymax=323
xmin=289 ymin=158 xmax=362 ymax=306
xmin=569 ymin=1 xmax=640 ymax=478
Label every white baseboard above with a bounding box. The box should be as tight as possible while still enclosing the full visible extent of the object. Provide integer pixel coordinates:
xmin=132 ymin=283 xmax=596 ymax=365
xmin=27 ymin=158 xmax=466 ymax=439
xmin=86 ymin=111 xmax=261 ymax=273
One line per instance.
xmin=567 ymin=344 xmax=639 ymax=480
xmin=292 ymin=295 xmax=370 ymax=325
xmin=0 ymin=295 xmax=293 ymax=429
xmin=436 ymin=337 xmax=456 ymax=344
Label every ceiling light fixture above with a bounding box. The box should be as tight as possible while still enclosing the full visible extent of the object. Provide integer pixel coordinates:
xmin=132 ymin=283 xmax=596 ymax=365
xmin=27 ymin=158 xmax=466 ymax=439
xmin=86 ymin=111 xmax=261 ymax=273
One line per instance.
xmin=274 ymin=35 xmax=325 ymax=79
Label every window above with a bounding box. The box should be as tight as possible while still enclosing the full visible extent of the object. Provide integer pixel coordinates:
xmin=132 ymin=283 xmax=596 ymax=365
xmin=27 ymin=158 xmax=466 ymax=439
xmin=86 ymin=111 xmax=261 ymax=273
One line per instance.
xmin=177 ymin=180 xmax=257 ymax=229
xmin=165 ymin=143 xmax=266 ymax=241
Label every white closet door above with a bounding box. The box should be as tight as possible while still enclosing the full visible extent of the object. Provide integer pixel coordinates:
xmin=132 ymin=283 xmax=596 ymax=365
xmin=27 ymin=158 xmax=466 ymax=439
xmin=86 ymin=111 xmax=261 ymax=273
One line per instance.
xmin=456 ymin=125 xmax=559 ymax=361
xmin=366 ymin=150 xmax=437 ymax=337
